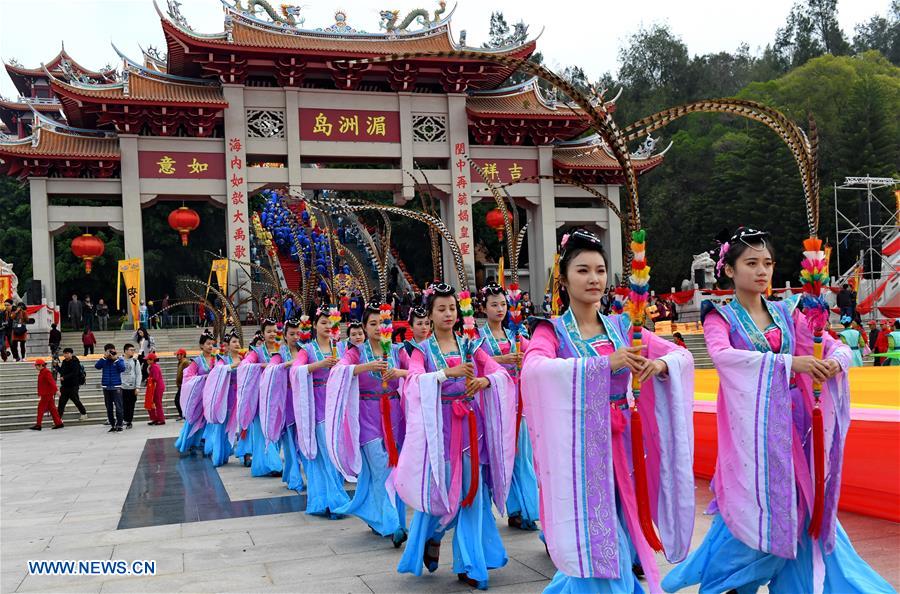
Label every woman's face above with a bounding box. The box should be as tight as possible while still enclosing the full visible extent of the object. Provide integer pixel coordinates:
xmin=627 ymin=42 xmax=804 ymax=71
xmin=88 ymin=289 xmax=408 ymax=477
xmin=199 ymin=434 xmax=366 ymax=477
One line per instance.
xmin=726 ymin=244 xmax=774 ymax=295
xmin=411 ymin=317 xmax=431 ymax=342
xmin=430 ymin=296 xmax=458 ymax=332
xmin=349 ymin=327 xmax=366 ymax=345
xmin=561 ymin=250 xmax=607 ymax=307
xmin=201 ymin=339 xmax=214 ymax=355
xmin=262 ymin=325 xmax=277 ymax=343
xmin=315 ymin=316 xmax=332 ymax=340
xmin=228 ymin=337 xmax=241 ymax=353
xmin=484 ymin=293 xmax=507 ymax=323
xmin=284 ymin=326 xmax=301 ymax=347
xmin=364 ymin=315 xmax=380 ymax=341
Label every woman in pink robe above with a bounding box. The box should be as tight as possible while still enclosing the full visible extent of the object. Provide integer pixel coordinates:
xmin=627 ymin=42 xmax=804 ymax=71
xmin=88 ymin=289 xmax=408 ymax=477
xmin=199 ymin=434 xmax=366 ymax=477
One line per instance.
xmin=326 ymin=303 xmax=410 ymax=545
xmin=394 ymin=283 xmax=516 ymax=590
xmin=521 ymin=229 xmax=696 ymax=594
xmin=662 ymin=227 xmax=893 ymax=594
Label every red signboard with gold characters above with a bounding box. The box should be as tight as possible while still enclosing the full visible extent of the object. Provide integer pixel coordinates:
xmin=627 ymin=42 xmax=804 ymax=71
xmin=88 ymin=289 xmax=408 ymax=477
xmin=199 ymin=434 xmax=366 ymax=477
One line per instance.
xmin=469 ymin=159 xmax=538 ymax=185
xmin=299 ymin=108 xmax=401 ymax=143
xmin=138 ymin=151 xmax=226 ymax=179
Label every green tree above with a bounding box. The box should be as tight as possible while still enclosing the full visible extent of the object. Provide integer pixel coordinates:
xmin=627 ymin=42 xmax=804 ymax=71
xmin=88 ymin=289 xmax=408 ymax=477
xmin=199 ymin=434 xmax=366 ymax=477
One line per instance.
xmin=853 ymin=1 xmax=900 ymax=64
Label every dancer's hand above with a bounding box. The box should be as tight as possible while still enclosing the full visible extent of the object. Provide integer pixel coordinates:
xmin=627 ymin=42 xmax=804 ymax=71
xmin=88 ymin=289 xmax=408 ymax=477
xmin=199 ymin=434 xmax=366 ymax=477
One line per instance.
xmin=383 ymin=367 xmax=407 ymax=381
xmin=465 ymin=376 xmax=490 ymax=397
xmin=365 ymin=360 xmax=388 ymax=374
xmin=494 ymin=353 xmax=518 ymax=365
xmin=637 ymin=359 xmax=668 ymax=382
xmin=608 ymin=346 xmax=644 ymax=373
xmin=445 ymin=362 xmax=473 ymax=378
xmin=822 ymin=358 xmax=841 ymax=379
xmin=791 ymin=356 xmax=833 ymax=382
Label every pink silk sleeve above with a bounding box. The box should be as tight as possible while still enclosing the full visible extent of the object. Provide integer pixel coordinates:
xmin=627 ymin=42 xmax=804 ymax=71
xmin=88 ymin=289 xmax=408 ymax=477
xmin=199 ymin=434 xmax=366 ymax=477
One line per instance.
xmin=340 ymin=348 xmax=361 ymax=365
xmin=522 ymin=322 xmax=559 ymax=365
xmin=474 ymin=347 xmax=502 ymax=376
xmin=182 ymin=361 xmax=200 ymax=381
xmin=408 ymin=348 xmax=427 ymax=374
xmin=291 ymin=349 xmax=310 ymax=366
xmin=398 ymin=347 xmax=410 ymax=369
xmin=702 ymin=310 xmax=734 ymax=362
xmin=241 ymin=351 xmax=259 ymax=365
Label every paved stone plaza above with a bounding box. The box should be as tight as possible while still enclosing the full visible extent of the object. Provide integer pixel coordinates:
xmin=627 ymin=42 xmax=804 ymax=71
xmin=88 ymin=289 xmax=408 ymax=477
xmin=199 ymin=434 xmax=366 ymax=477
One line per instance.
xmin=1 ymin=422 xmax=898 ymax=593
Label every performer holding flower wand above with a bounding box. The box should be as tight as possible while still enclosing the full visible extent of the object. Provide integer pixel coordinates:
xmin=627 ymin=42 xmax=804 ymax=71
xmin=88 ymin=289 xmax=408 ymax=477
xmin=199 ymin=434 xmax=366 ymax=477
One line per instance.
xmin=662 ymin=227 xmax=893 ymax=594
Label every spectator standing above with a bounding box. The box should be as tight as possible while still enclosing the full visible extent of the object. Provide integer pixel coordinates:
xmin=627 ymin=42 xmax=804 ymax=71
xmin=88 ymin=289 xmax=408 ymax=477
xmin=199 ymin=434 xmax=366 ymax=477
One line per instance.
xmin=120 ymin=343 xmax=140 ymax=429
xmin=340 ymin=292 xmax=351 ymax=322
xmin=81 ymin=328 xmax=96 ymax=356
xmin=96 ymin=298 xmax=109 ymax=331
xmin=145 ymin=353 xmax=166 ymax=425
xmin=173 ymin=348 xmax=190 ymax=420
xmin=9 ymin=304 xmax=28 ymax=361
xmin=522 ymin=292 xmax=535 ymax=317
xmin=139 ymin=301 xmax=149 ymax=328
xmin=95 ymin=344 xmax=126 ymax=432
xmin=67 ymin=294 xmax=83 ymax=330
xmin=83 ymin=295 xmax=95 ymax=331
xmin=836 ymin=284 xmax=853 ymax=321
xmin=672 ymin=332 xmax=687 ymax=349
xmin=0 ymin=298 xmax=12 ymax=362
xmin=867 ymin=320 xmax=881 ymax=366
xmin=161 ymin=294 xmax=171 ymax=327
xmin=133 ymin=327 xmax=156 ymax=384
xmin=48 ymin=323 xmax=62 ymax=358
xmin=30 ymin=359 xmax=63 ymax=430
xmin=55 ymin=348 xmax=88 ymax=420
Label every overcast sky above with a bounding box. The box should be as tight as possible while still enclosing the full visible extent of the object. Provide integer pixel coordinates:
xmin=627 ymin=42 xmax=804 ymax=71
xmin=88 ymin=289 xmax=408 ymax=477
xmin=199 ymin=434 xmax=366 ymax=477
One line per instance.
xmin=0 ymin=0 xmax=891 ymax=97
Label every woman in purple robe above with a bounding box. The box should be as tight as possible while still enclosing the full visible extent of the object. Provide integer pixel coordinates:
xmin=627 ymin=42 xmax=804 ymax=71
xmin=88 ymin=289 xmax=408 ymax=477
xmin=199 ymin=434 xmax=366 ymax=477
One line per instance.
xmin=394 ymin=283 xmax=517 ymax=590
xmin=326 ymin=303 xmax=410 ymax=546
xmin=477 ymin=282 xmax=538 ymax=531
xmin=521 ymin=229 xmax=696 ymax=594
xmin=662 ymin=228 xmax=893 ymax=594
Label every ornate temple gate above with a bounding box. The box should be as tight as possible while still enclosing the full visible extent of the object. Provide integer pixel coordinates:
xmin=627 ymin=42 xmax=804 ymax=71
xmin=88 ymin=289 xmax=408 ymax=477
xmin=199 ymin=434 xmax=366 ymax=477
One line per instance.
xmin=0 ymin=2 xmax=668 ymax=306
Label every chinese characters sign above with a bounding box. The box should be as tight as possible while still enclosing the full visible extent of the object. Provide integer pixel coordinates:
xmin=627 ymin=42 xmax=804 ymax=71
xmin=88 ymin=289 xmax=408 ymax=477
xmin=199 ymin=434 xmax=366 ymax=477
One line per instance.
xmin=299 ymin=108 xmax=401 ymax=143
xmin=226 ymin=137 xmax=250 ymax=264
xmin=469 ymin=159 xmax=538 ymax=185
xmin=452 ymin=143 xmax=472 ymax=259
xmin=138 ymin=151 xmax=226 ymax=179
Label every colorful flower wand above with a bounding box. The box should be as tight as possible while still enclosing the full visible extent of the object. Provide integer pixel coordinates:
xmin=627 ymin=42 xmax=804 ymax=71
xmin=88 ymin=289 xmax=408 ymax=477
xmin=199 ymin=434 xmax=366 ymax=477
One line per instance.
xmin=800 ymin=236 xmax=830 ymax=540
xmin=379 ymin=303 xmax=393 ymax=389
xmin=458 ymin=290 xmax=478 ymax=357
xmin=328 ymin=306 xmax=341 ymax=358
xmin=298 ymin=315 xmax=312 ymax=344
xmin=506 ymin=282 xmax=524 ymax=368
xmin=378 ymin=302 xmax=399 ymax=466
xmin=625 ymin=229 xmax=663 ymax=553
xmin=457 ymin=289 xmax=480 ymax=507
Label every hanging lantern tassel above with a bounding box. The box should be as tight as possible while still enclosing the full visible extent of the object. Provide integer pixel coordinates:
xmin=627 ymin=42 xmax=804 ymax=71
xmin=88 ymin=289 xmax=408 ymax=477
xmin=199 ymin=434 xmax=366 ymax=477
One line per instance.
xmin=71 ymin=233 xmax=105 ymax=275
xmin=626 ymin=229 xmax=664 ymax=553
xmin=168 ymin=206 xmax=201 ymax=247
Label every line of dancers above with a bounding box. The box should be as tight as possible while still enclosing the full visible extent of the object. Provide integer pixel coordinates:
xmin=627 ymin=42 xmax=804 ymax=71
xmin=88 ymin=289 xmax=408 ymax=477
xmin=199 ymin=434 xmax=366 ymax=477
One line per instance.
xmin=173 ymin=227 xmax=894 ymax=593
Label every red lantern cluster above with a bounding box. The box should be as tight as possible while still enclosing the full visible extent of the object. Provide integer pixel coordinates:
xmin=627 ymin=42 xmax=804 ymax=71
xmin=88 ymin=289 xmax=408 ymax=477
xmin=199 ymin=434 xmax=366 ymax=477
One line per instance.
xmin=486 ymin=208 xmax=508 ymax=241
xmin=168 ymin=206 xmax=201 ymax=246
xmin=71 ymin=233 xmax=105 ymax=274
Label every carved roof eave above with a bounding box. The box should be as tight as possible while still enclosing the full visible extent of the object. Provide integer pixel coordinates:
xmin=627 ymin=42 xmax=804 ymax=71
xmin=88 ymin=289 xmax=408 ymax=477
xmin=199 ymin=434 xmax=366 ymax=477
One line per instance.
xmin=0 ymin=97 xmax=62 ymax=113
xmin=45 ymin=65 xmax=227 ymax=108
xmin=554 ymin=133 xmax=674 ymax=164
xmin=111 ymin=43 xmax=220 ymax=86
xmin=467 ymin=77 xmax=586 ymax=118
xmin=4 ymin=47 xmax=114 ymax=80
xmin=138 ymin=44 xmax=168 ymax=72
xmin=156 ymin=0 xmax=534 ymax=60
xmin=30 ymin=108 xmax=117 ymax=138
xmin=0 ymin=123 xmax=120 ymax=160
xmin=218 ymin=0 xmax=459 ymax=40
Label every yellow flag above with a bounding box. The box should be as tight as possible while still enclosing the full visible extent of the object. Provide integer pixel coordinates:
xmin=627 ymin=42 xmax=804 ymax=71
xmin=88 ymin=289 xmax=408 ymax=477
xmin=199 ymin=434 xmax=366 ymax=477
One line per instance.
xmin=0 ymin=275 xmax=11 ymax=304
xmin=117 ymin=259 xmax=142 ymax=330
xmin=497 ymin=256 xmax=505 ymax=289
xmin=207 ymin=259 xmax=229 ymax=300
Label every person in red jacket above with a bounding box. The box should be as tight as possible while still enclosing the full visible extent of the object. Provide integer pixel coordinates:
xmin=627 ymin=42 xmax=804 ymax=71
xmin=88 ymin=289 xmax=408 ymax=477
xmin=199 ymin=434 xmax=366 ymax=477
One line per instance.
xmin=31 ymin=359 xmax=63 ymax=430
xmin=875 ymin=320 xmax=892 ymax=365
xmin=145 ymin=353 xmax=166 ymax=425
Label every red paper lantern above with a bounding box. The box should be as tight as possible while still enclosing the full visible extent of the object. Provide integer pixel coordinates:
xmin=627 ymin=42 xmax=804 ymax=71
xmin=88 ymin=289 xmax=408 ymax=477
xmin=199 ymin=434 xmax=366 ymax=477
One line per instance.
xmin=168 ymin=206 xmax=201 ymax=246
xmin=71 ymin=233 xmax=105 ymax=274
xmin=486 ymin=208 xmax=507 ymax=241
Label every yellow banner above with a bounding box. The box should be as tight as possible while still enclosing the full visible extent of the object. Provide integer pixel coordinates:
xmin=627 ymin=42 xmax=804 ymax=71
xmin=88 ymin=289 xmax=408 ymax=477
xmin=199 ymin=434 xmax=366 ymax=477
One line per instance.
xmin=117 ymin=259 xmax=142 ymax=330
xmin=497 ymin=256 xmax=505 ymax=289
xmin=206 ymin=259 xmax=229 ymax=300
xmin=0 ymin=275 xmax=11 ymax=305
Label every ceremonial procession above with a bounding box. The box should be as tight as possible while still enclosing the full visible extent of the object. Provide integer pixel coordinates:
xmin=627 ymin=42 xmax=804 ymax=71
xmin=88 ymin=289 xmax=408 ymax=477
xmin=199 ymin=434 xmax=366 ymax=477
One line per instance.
xmin=0 ymin=0 xmax=898 ymax=592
